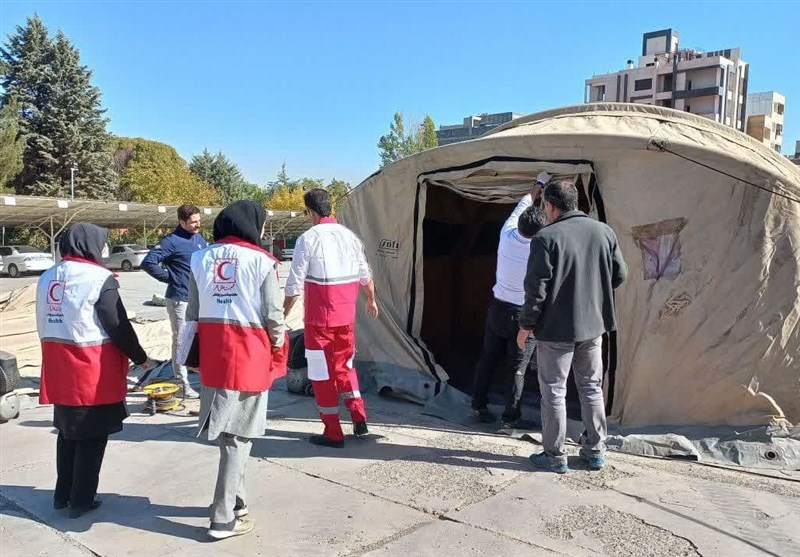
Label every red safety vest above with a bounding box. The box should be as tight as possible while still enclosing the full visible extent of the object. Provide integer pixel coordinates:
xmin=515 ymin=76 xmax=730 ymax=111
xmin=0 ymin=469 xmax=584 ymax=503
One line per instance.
xmin=191 ymin=237 xmax=288 ymax=392
xmin=36 ymin=257 xmax=128 ymax=406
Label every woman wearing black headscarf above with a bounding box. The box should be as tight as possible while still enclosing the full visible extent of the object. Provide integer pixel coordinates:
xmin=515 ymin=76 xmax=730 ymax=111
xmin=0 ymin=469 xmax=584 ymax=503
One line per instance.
xmin=36 ymin=223 xmax=155 ymax=519
xmin=183 ymin=201 xmax=287 ymax=541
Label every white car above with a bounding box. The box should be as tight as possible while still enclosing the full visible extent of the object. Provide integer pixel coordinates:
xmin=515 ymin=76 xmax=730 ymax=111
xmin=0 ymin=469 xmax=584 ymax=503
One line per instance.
xmin=106 ymin=244 xmax=149 ymax=271
xmin=0 ymin=245 xmax=55 ymax=278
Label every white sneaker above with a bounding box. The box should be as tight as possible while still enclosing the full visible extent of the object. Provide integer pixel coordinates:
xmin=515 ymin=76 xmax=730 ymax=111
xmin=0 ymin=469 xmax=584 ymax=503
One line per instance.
xmin=183 ymin=385 xmax=200 ymax=399
xmin=234 ymin=505 xmax=249 ymax=518
xmin=208 ymin=518 xmax=255 ymax=540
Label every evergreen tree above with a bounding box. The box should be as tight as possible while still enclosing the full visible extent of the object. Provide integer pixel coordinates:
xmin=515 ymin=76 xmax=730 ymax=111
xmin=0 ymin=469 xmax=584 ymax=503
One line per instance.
xmin=0 ymin=97 xmax=25 ymax=188
xmin=189 ymin=148 xmax=248 ymax=204
xmin=1 ymin=16 xmax=117 ymax=198
xmin=1 ymin=15 xmax=53 ymax=192
xmin=417 ymin=114 xmax=438 ymax=150
xmin=267 ymin=161 xmax=298 ymax=192
xmin=377 ymin=112 xmax=406 ymax=167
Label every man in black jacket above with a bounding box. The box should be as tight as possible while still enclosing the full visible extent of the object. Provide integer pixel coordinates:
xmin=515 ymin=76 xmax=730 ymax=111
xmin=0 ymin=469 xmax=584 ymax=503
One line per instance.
xmin=517 ymin=180 xmax=627 ymax=474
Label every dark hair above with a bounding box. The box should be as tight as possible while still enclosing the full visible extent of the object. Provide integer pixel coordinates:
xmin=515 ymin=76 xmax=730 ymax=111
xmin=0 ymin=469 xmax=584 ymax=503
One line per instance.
xmin=304 ymin=188 xmax=332 ymax=217
xmin=543 ymin=180 xmax=578 ymax=212
xmin=177 ymin=204 xmax=200 ymax=221
xmin=518 ymin=207 xmax=548 ymax=238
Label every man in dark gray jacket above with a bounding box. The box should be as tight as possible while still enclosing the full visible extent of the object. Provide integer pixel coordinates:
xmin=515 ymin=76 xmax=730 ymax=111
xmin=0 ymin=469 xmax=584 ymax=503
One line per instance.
xmin=517 ymin=180 xmax=627 ymax=474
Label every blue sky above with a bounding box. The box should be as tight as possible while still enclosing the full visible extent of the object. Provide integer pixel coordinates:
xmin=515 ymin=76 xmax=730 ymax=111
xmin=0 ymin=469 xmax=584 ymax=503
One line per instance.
xmin=2 ymin=1 xmax=799 ymax=186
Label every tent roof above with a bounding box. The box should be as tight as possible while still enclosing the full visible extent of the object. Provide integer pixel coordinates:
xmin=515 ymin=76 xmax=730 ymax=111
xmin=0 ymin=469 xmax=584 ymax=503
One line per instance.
xmin=0 ymin=194 xmax=312 ymax=237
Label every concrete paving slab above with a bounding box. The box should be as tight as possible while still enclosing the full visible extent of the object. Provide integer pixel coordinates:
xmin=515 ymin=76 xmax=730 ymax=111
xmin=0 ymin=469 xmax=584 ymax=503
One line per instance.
xmin=450 ymin=454 xmax=800 ymax=557
xmin=261 ymin=401 xmax=531 ymax=515
xmin=3 ymin=383 xmax=799 ymax=556
xmin=0 ymin=499 xmax=94 ymax=557
xmin=2 ymin=432 xmax=430 ymax=557
xmin=359 ymin=519 xmax=564 ymax=556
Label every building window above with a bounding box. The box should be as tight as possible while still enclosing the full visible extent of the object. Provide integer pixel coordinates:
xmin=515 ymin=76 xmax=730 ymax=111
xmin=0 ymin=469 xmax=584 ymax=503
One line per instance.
xmin=776 ymin=103 xmax=785 ymax=115
xmin=662 ymin=74 xmax=673 ymax=92
xmin=634 ymin=78 xmax=652 ymax=91
xmin=593 ymin=85 xmax=606 ymax=101
xmin=632 ymin=218 xmax=688 ymax=280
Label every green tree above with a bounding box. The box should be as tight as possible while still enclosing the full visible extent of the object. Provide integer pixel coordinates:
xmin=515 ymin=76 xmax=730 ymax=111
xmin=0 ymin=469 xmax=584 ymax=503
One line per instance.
xmin=417 ymin=114 xmax=438 ymax=150
xmin=326 ymin=178 xmax=351 ymax=212
xmin=377 ymin=112 xmax=437 ymax=167
xmin=297 ymin=177 xmax=324 ymax=191
xmin=1 ymin=16 xmax=117 ymax=198
xmin=267 ymin=162 xmax=298 ymax=192
xmin=1 ymin=15 xmax=54 ymax=192
xmin=112 ymin=137 xmax=219 ymax=205
xmin=189 ymin=148 xmax=248 ymax=204
xmin=242 ymin=181 xmax=268 ymax=205
xmin=377 ymin=112 xmax=406 ymax=167
xmin=0 ymin=97 xmax=25 ymax=188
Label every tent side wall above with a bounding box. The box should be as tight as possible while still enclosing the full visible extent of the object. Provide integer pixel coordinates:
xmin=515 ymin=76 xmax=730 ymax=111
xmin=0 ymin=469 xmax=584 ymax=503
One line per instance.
xmin=341 ymin=165 xmax=444 ymax=403
xmin=341 ymin=104 xmax=800 ymax=427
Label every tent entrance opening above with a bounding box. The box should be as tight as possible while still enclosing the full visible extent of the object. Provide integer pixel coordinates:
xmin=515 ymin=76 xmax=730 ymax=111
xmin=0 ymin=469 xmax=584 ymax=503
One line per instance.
xmin=419 ymin=177 xmax=598 ymax=412
xmin=420 ymin=186 xmax=510 ymax=393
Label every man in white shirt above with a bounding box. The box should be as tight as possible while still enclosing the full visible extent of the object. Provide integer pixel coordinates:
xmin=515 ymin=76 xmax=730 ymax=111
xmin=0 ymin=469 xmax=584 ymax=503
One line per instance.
xmin=472 ymin=172 xmax=549 ymax=428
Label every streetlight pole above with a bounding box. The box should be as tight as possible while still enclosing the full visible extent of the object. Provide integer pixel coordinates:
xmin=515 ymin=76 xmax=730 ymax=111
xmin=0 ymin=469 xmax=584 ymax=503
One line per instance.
xmin=70 ymin=163 xmax=78 ymax=200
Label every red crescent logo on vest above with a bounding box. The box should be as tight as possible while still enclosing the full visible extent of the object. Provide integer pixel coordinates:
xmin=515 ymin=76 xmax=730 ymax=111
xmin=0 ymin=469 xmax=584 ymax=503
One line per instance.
xmin=213 ymin=258 xmax=237 ymax=286
xmin=47 ymin=280 xmax=66 ymax=305
xmin=217 ymin=261 xmax=233 ymax=281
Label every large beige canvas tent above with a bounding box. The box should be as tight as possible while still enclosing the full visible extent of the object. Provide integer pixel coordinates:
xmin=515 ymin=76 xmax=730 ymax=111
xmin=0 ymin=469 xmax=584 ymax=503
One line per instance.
xmin=339 ymin=103 xmax=800 ymax=432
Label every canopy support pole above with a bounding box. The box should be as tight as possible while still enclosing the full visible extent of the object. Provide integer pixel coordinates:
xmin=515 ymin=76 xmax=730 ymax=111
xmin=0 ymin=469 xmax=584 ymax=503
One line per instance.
xmin=49 ymin=216 xmax=55 ymax=258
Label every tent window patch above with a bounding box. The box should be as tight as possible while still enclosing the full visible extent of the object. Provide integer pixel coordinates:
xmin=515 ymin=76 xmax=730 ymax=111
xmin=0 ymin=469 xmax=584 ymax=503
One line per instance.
xmin=632 ymin=218 xmax=688 ymax=280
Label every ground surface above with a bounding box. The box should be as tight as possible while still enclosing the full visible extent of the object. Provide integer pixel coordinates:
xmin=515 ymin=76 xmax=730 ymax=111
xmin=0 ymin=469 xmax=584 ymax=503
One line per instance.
xmin=1 ymin=386 xmax=799 ymax=557
xmin=2 ymin=265 xmax=799 ymax=556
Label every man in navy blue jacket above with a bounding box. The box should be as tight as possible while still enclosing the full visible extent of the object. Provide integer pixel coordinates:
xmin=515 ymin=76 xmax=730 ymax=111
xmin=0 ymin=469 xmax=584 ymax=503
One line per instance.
xmin=142 ymin=204 xmax=208 ymax=398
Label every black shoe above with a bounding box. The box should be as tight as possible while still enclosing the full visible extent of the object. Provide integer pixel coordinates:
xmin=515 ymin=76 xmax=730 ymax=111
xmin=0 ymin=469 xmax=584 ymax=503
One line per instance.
xmin=501 ymin=418 xmax=537 ymax=430
xmin=68 ymin=497 xmax=102 ymax=519
xmin=308 ymin=434 xmax=345 ymax=448
xmin=353 ymin=422 xmax=369 ymax=437
xmin=472 ymin=407 xmax=496 ymax=424
xmin=53 ymin=499 xmax=68 ymax=510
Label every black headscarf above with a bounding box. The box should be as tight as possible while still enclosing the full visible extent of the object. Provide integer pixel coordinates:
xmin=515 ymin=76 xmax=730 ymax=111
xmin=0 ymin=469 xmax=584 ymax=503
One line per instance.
xmin=59 ymin=223 xmax=108 ymax=263
xmin=213 ymin=200 xmax=266 ymax=246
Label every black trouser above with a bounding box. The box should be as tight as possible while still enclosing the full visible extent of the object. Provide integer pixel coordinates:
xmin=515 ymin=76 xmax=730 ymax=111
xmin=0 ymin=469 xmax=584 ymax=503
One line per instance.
xmin=472 ymin=298 xmax=536 ymax=422
xmin=55 ymin=431 xmax=108 ymax=509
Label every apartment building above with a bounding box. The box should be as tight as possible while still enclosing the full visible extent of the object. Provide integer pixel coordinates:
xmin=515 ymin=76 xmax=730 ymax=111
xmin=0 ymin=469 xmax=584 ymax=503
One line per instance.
xmin=585 ymin=29 xmax=749 ymax=131
xmin=436 ymin=112 xmax=523 ymax=146
xmin=745 ymin=91 xmax=785 ymax=152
